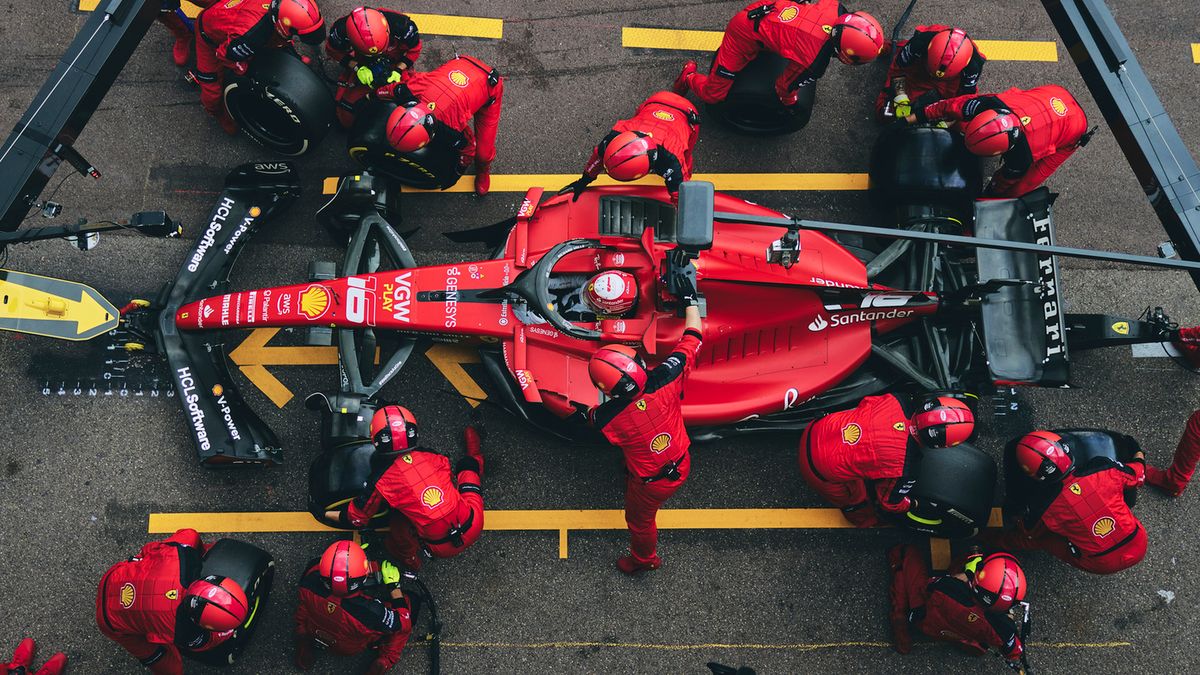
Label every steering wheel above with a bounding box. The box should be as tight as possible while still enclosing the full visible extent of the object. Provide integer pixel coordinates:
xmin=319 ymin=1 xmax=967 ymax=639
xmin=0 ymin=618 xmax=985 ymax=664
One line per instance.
xmin=504 ymin=239 xmax=608 ymax=341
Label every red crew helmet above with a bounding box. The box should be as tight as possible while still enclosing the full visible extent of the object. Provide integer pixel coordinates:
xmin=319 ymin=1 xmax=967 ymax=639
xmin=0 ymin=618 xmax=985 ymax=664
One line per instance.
xmin=588 ymin=344 xmax=647 ymax=398
xmin=347 ymin=7 xmax=390 ymax=56
xmin=185 ymin=575 xmax=249 ymax=632
xmin=275 ymin=0 xmax=326 ymax=44
xmin=963 ymin=108 xmax=1020 ymax=156
xmin=834 ymin=12 xmax=884 ymax=65
xmin=319 ymin=540 xmax=371 ymax=596
xmin=910 ymin=396 xmax=975 ymax=448
xmin=970 ymin=553 xmax=1027 ymax=612
xmin=602 ymin=131 xmax=655 ymax=182
xmin=1014 ymin=430 xmax=1074 ymax=481
xmin=926 ymin=28 xmax=974 ymax=79
xmin=386 ymin=103 xmax=435 ymax=152
xmin=582 ymin=271 xmax=638 ymax=316
xmin=371 ymin=404 xmax=419 ymax=452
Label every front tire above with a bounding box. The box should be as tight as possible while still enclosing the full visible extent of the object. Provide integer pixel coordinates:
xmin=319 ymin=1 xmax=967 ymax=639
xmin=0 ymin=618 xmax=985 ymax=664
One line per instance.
xmin=347 ymin=100 xmax=464 ymax=190
xmin=224 ymin=50 xmax=335 ymax=156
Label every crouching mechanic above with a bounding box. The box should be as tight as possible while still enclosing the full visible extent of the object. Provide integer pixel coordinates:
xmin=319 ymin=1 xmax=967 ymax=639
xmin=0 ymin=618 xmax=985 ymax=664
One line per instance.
xmin=907 ymin=84 xmax=1091 ymax=197
xmin=587 ymin=287 xmax=703 ymax=574
xmin=557 ymin=91 xmax=699 ymax=205
xmin=326 ymin=406 xmax=485 ymax=570
xmin=673 ymin=0 xmax=883 ymax=107
xmin=326 ymin=6 xmax=422 ymax=128
xmin=97 ymin=529 xmax=249 ymax=674
xmin=294 ymin=540 xmax=413 ymax=674
xmin=798 ymin=395 xmax=975 ymax=527
xmin=375 ymin=55 xmax=503 ymax=195
xmin=193 ymin=0 xmax=326 ymax=134
xmin=992 ymin=430 xmax=1147 ymax=574
xmin=158 ymin=1 xmax=216 ymax=68
xmin=876 ymin=25 xmax=985 ymax=120
xmin=888 ymin=544 xmax=1028 ymax=669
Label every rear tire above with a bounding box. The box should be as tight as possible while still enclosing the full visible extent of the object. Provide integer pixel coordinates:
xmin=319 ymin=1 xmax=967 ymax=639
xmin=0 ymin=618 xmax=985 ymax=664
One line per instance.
xmin=705 ymin=52 xmax=814 ymax=135
xmin=348 ymin=100 xmax=464 ymax=190
xmin=224 ymin=50 xmax=335 ymax=156
xmin=868 ymin=124 xmax=982 ymax=214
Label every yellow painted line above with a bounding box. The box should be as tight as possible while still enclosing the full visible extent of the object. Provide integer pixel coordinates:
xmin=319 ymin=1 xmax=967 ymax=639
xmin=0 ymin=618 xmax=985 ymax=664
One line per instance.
xmin=409 ymin=639 xmax=1129 ymax=651
xmin=323 ymin=173 xmax=867 ymax=195
xmin=77 ymin=1 xmax=502 ymax=39
xmin=228 ymin=328 xmax=379 ymax=408
xmin=621 ymin=27 xmax=1058 ymax=62
xmin=1192 ymin=43 xmax=1200 ymax=64
xmin=425 ymin=344 xmax=487 ymax=408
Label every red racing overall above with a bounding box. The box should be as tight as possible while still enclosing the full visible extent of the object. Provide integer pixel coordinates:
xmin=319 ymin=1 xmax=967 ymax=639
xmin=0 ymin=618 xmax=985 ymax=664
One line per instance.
xmin=293 ymin=558 xmax=412 ymax=672
xmin=159 ymin=1 xmax=217 ymax=67
xmin=346 ymin=437 xmax=484 ymax=569
xmin=994 ymin=455 xmax=1147 ymax=574
xmin=798 ymin=394 xmax=919 ymax=527
xmin=590 ymin=329 xmax=704 ymax=565
xmin=96 ymin=529 xmax=231 ymax=675
xmin=875 ymin=25 xmax=986 ymax=119
xmin=1147 ymin=409 xmax=1200 ymax=496
xmin=326 ymin=9 xmax=421 ymax=128
xmin=193 ymin=0 xmax=287 ymax=133
xmin=889 ymin=545 xmax=1024 ymax=664
xmin=686 ymin=0 xmax=844 ymax=105
xmin=917 ymin=85 xmax=1090 ymax=197
xmin=582 ymin=92 xmax=700 ymax=201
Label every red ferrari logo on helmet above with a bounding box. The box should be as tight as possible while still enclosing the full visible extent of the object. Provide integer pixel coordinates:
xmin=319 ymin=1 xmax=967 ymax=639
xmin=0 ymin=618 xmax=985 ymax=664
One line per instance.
xmin=449 ymin=70 xmax=470 ymax=87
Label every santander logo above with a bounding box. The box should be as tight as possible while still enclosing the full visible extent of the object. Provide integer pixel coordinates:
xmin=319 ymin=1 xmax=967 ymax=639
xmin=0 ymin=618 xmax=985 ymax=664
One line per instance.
xmin=807 ymin=315 xmax=829 ymax=332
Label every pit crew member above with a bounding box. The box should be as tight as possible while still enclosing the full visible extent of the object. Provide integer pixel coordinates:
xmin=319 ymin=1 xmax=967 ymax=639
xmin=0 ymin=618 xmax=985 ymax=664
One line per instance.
xmin=325 ymin=6 xmax=421 ymax=128
xmin=294 ymin=540 xmax=413 ymax=674
xmin=888 ymin=544 xmax=1028 ymax=668
xmin=96 ymin=529 xmax=249 ymax=674
xmin=798 ymin=394 xmax=975 ymax=527
xmin=193 ymin=0 xmax=326 ymax=135
xmin=159 ymin=1 xmax=216 ymax=68
xmin=672 ymin=1 xmax=884 ymax=107
xmin=3 ymin=639 xmax=66 ymax=675
xmin=326 ymin=406 xmax=485 ymax=571
xmin=907 ymin=84 xmax=1092 ymax=197
xmin=376 ymin=55 xmax=503 ymax=195
xmin=991 ymin=430 xmax=1147 ymax=574
xmin=557 ymin=91 xmax=700 ymax=205
xmin=876 ymin=25 xmax=985 ymax=120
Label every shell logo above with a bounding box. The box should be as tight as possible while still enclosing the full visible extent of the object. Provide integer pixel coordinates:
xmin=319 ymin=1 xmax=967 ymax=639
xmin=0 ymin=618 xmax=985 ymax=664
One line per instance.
xmin=1050 ymin=97 xmax=1069 ymax=117
xmin=652 ymin=110 xmax=676 ymax=122
xmin=841 ymin=423 xmax=863 ymax=445
xmin=449 ymin=70 xmax=470 ymax=87
xmin=120 ymin=583 xmax=136 ymax=609
xmin=778 ymin=6 xmax=799 ymax=22
xmin=1092 ymin=516 xmax=1116 ymax=538
xmin=650 ymin=433 xmax=672 ymax=453
xmin=299 ymin=285 xmax=331 ymax=320
xmin=421 ymin=486 xmax=445 ymax=508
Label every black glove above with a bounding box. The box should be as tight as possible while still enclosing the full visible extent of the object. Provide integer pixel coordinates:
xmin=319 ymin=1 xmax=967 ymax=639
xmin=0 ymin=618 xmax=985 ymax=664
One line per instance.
xmin=671 ymin=267 xmax=698 ymax=306
xmin=556 ymin=175 xmax=594 ymax=202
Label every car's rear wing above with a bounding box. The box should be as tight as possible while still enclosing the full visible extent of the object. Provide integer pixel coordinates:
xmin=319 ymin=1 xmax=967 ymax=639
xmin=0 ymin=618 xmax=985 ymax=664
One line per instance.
xmin=157 ymin=163 xmax=301 ymax=466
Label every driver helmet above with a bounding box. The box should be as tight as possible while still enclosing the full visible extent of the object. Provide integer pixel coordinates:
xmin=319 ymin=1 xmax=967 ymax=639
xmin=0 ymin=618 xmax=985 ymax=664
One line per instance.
xmin=275 ymin=0 xmax=326 ymax=44
xmin=582 ymin=271 xmax=638 ymax=316
xmin=1014 ymin=430 xmax=1074 ymax=481
xmin=347 ymin=7 xmax=390 ymax=56
xmin=386 ymin=103 xmax=436 ymax=152
xmin=833 ymin=12 xmax=884 ymax=65
xmin=963 ymin=108 xmax=1020 ymax=156
xmin=185 ymin=575 xmax=249 ymax=632
xmin=910 ymin=396 xmax=975 ymax=448
xmin=371 ymin=405 xmax=419 ymax=452
xmin=926 ymin=28 xmax=974 ymax=79
xmin=318 ymin=540 xmax=371 ymax=596
xmin=602 ymin=132 xmax=656 ymax=182
xmin=970 ymin=552 xmax=1027 ymax=612
xmin=588 ymin=344 xmax=647 ymax=398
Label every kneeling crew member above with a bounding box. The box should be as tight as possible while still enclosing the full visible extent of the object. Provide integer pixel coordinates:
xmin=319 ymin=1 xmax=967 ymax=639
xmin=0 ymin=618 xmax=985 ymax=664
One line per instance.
xmin=798 ymin=395 xmax=975 ymax=527
xmin=327 ymin=406 xmax=485 ymax=571
xmin=326 ymin=6 xmax=422 ymax=128
xmin=876 ymin=25 xmax=985 ymax=120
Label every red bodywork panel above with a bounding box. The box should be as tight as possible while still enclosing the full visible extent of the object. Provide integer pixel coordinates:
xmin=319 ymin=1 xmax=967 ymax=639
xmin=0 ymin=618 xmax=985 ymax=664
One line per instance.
xmin=177 ymin=185 xmax=936 ymax=426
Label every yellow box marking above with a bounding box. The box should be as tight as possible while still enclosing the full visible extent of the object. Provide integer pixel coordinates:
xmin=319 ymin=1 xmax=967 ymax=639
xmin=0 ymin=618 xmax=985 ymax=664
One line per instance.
xmin=1192 ymin=43 xmax=1200 ymax=64
xmin=621 ymin=27 xmax=1058 ymax=62
xmin=323 ymin=173 xmax=867 ymax=195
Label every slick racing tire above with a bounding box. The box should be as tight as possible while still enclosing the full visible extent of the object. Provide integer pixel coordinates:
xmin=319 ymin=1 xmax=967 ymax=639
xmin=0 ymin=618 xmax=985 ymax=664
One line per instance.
xmin=224 ymin=49 xmax=335 ymax=156
xmin=348 ymin=99 xmax=463 ymax=190
xmin=184 ymin=539 xmax=276 ymax=667
xmin=906 ymin=442 xmax=997 ymax=540
xmin=868 ymin=124 xmax=982 ymax=212
xmin=705 ymin=52 xmax=815 ymax=135
xmin=309 ymin=441 xmax=391 ymax=529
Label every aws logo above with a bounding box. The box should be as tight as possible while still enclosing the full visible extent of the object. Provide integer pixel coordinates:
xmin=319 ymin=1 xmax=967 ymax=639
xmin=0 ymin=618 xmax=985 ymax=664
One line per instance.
xmin=652 ymin=110 xmax=676 ymax=122
xmin=449 ymin=70 xmax=470 ymax=87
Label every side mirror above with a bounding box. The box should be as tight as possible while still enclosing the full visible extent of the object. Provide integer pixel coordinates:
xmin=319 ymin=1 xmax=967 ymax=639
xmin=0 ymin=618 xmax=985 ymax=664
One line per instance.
xmin=675 ymin=181 xmax=714 ymax=254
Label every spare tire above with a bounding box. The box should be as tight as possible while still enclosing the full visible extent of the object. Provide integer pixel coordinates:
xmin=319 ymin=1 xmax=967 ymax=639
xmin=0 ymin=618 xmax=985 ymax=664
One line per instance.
xmin=184 ymin=539 xmax=275 ymax=667
xmin=905 ymin=442 xmax=997 ymax=540
xmin=224 ymin=49 xmax=335 ymax=156
xmin=705 ymin=52 xmax=815 ymax=135
xmin=868 ymin=124 xmax=982 ymax=213
xmin=348 ymin=99 xmax=464 ymax=190
xmin=308 ymin=441 xmax=391 ymax=529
